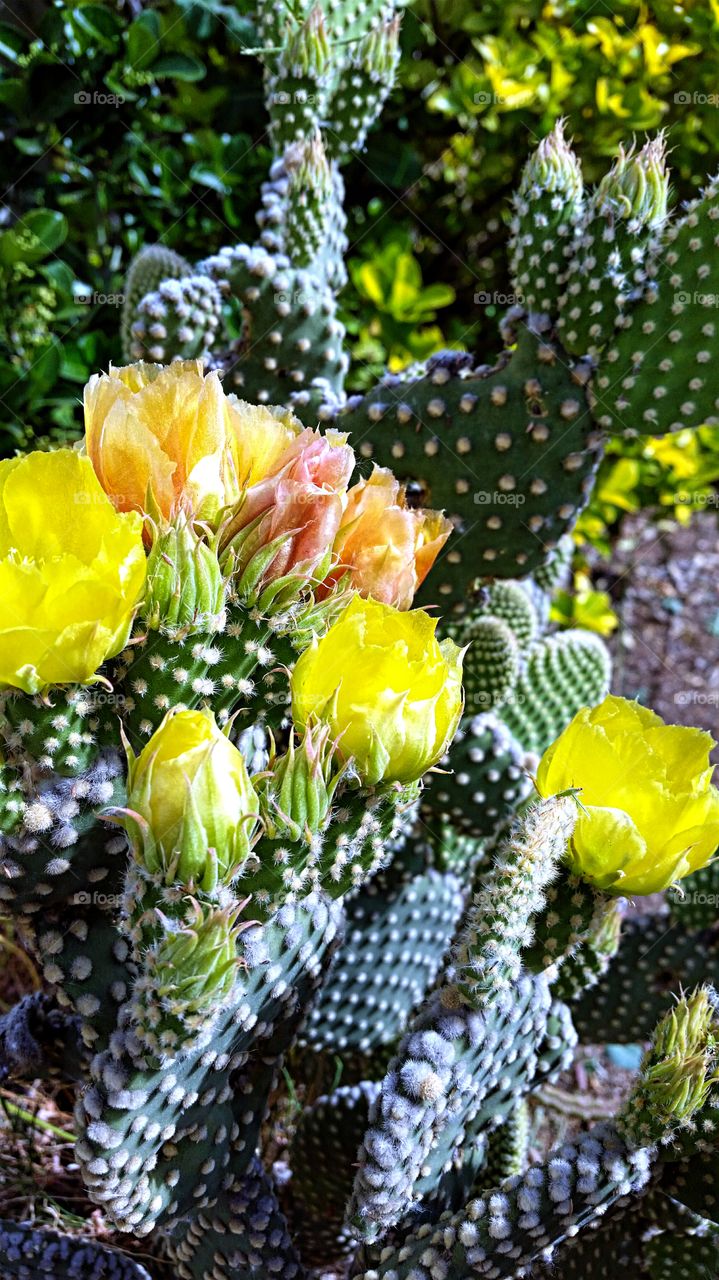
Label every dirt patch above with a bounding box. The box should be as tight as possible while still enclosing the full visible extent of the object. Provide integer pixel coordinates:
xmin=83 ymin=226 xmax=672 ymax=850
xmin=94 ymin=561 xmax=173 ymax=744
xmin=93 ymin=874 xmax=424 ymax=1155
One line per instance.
xmin=595 ymin=510 xmax=719 ymax=752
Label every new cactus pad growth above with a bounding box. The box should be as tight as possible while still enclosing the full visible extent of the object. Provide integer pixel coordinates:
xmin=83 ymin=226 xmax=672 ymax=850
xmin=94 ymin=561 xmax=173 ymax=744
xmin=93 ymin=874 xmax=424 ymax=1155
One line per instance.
xmin=2 ymin=7 xmax=719 ymax=1277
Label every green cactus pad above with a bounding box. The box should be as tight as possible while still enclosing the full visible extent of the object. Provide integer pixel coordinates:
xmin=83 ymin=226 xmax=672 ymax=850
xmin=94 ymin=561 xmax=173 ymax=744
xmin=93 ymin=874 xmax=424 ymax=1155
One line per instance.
xmin=571 ymin=914 xmax=719 ymax=1044
xmin=348 ymin=973 xmax=576 ymax=1240
xmin=66 ymin=893 xmax=341 ymax=1233
xmin=353 ymin=1120 xmax=650 ymax=1278
xmin=121 ymin=243 xmax=191 ymax=363
xmin=166 ymin=1156 xmax=304 ymax=1279
xmin=508 ymin=120 xmax=585 ymax=318
xmin=128 ymin=275 xmax=222 ymax=364
xmin=0 ymin=1221 xmax=152 ymax=1279
xmin=339 ymin=326 xmax=602 ymax=603
xmin=303 ymin=861 xmax=464 ymax=1056
xmin=200 ymin=244 xmax=348 ymax=421
xmin=500 ymin=628 xmax=612 ymax=757
xmin=289 ymin=1081 xmax=380 ymax=1266
xmin=594 ymin=174 xmax=719 ymax=435
xmin=420 ymin=712 xmax=531 ymax=846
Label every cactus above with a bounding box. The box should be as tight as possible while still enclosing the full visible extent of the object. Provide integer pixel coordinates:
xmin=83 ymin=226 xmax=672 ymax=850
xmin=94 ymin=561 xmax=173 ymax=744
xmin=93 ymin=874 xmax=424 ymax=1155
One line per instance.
xmin=2 ymin=18 xmax=719 ymax=1280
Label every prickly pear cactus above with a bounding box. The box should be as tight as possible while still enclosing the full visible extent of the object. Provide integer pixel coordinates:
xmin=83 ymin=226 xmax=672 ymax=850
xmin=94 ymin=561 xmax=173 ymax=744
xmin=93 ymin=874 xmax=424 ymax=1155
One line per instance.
xmin=2 ymin=19 xmax=719 ymax=1280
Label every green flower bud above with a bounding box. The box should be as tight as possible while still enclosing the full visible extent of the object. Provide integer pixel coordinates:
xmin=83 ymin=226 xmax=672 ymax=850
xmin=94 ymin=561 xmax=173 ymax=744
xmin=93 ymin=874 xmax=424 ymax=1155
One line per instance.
xmin=121 ymin=708 xmax=259 ymax=890
xmin=261 ymin=721 xmax=345 ymax=841
xmin=143 ymin=517 xmax=226 ymax=634
xmin=619 ymin=986 xmax=719 ymax=1146
xmin=594 ymin=135 xmax=669 ymax=231
xmin=518 ymin=119 xmax=583 ymax=202
xmin=285 ymin=5 xmax=330 ymax=79
xmin=144 ymin=900 xmax=245 ymax=1018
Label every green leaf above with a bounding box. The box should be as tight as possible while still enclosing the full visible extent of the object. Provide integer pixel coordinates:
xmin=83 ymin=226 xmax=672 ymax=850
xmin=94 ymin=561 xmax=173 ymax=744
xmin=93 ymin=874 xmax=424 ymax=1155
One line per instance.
xmin=127 ymin=12 xmax=162 ymax=71
xmin=152 ymin=53 xmax=206 ymax=81
xmin=189 ymin=164 xmax=230 ymax=194
xmin=29 ymin=342 xmax=62 ymax=397
xmin=0 ymin=211 xmax=68 ymax=266
xmin=0 ymin=21 xmax=26 ymax=62
xmin=69 ymin=5 xmax=123 ymax=52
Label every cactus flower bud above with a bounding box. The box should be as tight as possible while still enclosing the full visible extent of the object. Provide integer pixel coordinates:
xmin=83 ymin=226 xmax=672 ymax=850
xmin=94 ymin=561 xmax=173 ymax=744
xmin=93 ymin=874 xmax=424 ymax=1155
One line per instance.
xmin=260 ymin=721 xmax=345 ymax=841
xmin=144 ymin=901 xmax=246 ymax=1021
xmin=536 ymin=694 xmax=719 ymax=896
xmin=123 ymin=708 xmax=259 ymax=890
xmin=619 ymin=986 xmax=719 ymax=1146
xmin=143 ymin=516 xmax=226 ymax=634
xmin=594 ymin=135 xmax=669 ymax=231
xmin=221 ymin=428 xmax=355 ymax=603
xmin=518 ymin=119 xmax=583 ymax=202
xmin=290 ymin=596 xmax=464 ymax=786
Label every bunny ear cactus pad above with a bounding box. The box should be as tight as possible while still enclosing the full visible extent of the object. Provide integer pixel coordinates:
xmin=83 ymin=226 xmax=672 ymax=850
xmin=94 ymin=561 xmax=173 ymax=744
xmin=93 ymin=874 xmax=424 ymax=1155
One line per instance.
xmin=166 ymin=1156 xmax=304 ymax=1280
xmin=121 ymin=243 xmax=191 ymax=363
xmin=420 ymin=711 xmax=531 ymax=846
xmin=127 ymin=275 xmax=223 ymax=365
xmin=71 ymin=894 xmax=343 ymax=1233
xmin=340 ymin=327 xmax=602 ymax=602
xmin=200 ymin=244 xmax=348 ymax=421
xmin=288 ymin=1081 xmax=381 ymax=1267
xmin=303 ymin=858 xmax=465 ymax=1058
xmin=594 ymin=174 xmax=719 ymax=435
xmin=0 ymin=1222 xmax=153 ymax=1279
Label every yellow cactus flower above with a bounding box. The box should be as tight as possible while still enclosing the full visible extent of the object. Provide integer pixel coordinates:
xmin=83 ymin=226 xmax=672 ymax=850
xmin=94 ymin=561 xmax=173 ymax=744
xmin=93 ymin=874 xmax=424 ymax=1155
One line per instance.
xmin=125 ymin=707 xmax=259 ymax=889
xmin=536 ymin=694 xmax=719 ymax=896
xmin=0 ymin=450 xmax=146 ymax=694
xmin=84 ymin=360 xmax=300 ymax=523
xmin=290 ymin=596 xmax=464 ymax=786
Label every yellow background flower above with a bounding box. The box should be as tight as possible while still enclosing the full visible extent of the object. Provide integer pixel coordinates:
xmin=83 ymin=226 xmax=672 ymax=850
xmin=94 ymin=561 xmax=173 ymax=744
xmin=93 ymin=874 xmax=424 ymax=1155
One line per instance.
xmin=84 ymin=361 xmax=300 ymax=523
xmin=0 ymin=450 xmax=146 ymax=694
xmin=291 ymin=596 xmax=464 ymax=786
xmin=536 ymin=694 xmax=719 ymax=895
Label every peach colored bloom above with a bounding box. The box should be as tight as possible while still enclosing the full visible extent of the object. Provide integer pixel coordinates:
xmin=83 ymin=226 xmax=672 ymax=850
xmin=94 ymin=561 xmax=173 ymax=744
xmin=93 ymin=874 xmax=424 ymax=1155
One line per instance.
xmin=318 ymin=467 xmax=452 ymax=608
xmin=84 ymin=361 xmax=299 ymax=524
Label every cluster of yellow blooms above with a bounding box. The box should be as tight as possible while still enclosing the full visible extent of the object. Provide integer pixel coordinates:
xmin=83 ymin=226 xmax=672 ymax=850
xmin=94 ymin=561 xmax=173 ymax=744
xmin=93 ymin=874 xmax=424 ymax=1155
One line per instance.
xmin=1 ymin=359 xmax=717 ymax=897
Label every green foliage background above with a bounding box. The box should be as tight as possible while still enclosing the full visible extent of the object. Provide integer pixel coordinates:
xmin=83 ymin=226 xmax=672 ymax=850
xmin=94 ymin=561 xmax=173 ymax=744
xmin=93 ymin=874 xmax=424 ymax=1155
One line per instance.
xmin=1 ymin=0 xmax=718 ymax=549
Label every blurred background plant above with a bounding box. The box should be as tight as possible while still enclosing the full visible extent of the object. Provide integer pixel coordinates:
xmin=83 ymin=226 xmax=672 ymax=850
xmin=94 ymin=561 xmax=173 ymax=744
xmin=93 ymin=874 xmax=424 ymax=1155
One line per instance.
xmin=0 ymin=0 xmax=718 ymax=554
